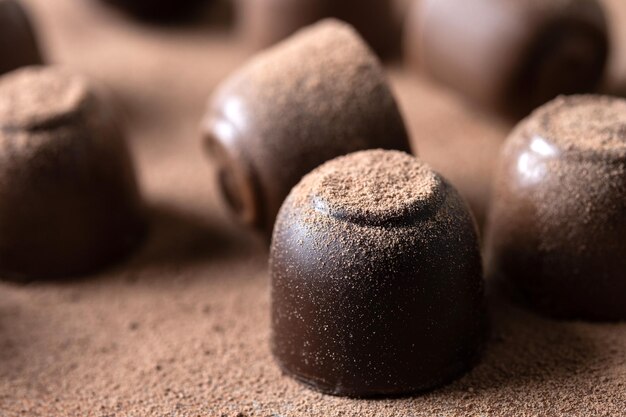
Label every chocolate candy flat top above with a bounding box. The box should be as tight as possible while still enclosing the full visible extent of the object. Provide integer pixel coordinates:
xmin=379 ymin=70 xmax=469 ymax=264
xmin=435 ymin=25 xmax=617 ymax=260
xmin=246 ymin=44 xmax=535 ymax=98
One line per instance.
xmin=0 ymin=67 xmax=90 ymax=131
xmin=526 ymin=95 xmax=626 ymax=157
xmin=304 ymin=150 xmax=444 ymax=225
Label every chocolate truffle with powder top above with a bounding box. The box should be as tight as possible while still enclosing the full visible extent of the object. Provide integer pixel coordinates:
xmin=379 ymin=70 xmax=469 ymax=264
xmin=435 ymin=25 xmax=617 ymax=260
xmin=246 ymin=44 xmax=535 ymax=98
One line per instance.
xmin=0 ymin=0 xmax=43 ymax=75
xmin=486 ymin=95 xmax=626 ymax=321
xmin=234 ymin=0 xmax=399 ymax=56
xmin=0 ymin=67 xmax=145 ymax=279
xmin=408 ymin=0 xmax=608 ymax=118
xmin=203 ymin=20 xmax=411 ymax=235
xmin=271 ymin=149 xmax=486 ymax=397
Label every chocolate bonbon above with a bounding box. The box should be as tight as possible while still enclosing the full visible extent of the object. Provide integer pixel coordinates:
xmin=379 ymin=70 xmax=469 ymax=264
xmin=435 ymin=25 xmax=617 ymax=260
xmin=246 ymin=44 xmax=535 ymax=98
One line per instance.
xmin=408 ymin=0 xmax=608 ymax=118
xmin=203 ymin=20 xmax=411 ymax=235
xmin=234 ymin=0 xmax=398 ymax=56
xmin=0 ymin=0 xmax=43 ymax=75
xmin=271 ymin=150 xmax=486 ymax=397
xmin=485 ymin=95 xmax=626 ymax=321
xmin=0 ymin=67 xmax=145 ymax=279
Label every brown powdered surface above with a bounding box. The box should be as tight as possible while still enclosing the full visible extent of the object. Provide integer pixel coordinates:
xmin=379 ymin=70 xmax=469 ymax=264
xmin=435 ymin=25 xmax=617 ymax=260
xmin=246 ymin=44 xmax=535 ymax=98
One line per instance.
xmin=527 ymin=95 xmax=626 ymax=156
xmin=0 ymin=0 xmax=623 ymax=416
xmin=219 ymin=18 xmax=388 ymax=102
xmin=310 ymin=150 xmax=442 ymax=224
xmin=0 ymin=66 xmax=89 ymax=130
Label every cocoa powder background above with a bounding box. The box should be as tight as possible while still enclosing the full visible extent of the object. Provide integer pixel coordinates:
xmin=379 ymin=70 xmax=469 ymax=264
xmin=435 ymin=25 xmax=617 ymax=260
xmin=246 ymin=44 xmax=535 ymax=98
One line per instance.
xmin=0 ymin=0 xmax=624 ymax=416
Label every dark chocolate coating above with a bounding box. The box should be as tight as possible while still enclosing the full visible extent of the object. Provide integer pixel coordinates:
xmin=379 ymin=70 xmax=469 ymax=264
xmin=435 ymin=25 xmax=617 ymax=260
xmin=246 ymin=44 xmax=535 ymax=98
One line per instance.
xmin=203 ymin=20 xmax=411 ymax=235
xmin=0 ymin=67 xmax=145 ymax=279
xmin=485 ymin=95 xmax=626 ymax=321
xmin=271 ymin=150 xmax=486 ymax=397
xmin=234 ymin=0 xmax=399 ymax=57
xmin=100 ymin=0 xmax=208 ymax=20
xmin=0 ymin=0 xmax=43 ymax=75
xmin=408 ymin=0 xmax=608 ymax=118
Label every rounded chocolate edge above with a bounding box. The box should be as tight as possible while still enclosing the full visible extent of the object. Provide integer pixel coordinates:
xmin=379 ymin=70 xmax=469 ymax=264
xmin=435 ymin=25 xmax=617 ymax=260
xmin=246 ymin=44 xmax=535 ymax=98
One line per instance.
xmin=202 ymin=111 xmax=263 ymax=230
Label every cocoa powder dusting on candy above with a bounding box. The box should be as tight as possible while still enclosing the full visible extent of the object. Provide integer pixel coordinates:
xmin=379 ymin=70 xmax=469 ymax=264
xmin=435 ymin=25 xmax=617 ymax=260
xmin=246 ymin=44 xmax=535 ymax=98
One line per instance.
xmin=519 ymin=96 xmax=626 ymax=246
xmin=214 ymin=19 xmax=402 ymax=153
xmin=0 ymin=67 xmax=96 ymax=185
xmin=486 ymin=94 xmax=626 ymax=320
xmin=501 ymin=95 xmax=626 ymax=251
xmin=286 ymin=150 xmax=449 ymax=259
xmin=529 ymin=95 xmax=626 ymax=155
xmin=0 ymin=0 xmax=624 ymax=415
xmin=305 ymin=150 xmax=441 ymax=224
xmin=0 ymin=66 xmax=89 ymax=130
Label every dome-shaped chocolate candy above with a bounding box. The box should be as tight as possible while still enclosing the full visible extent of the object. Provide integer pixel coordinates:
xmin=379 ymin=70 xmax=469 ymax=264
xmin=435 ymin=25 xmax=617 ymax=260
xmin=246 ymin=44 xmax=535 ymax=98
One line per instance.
xmin=486 ymin=95 xmax=626 ymax=320
xmin=271 ymin=149 xmax=486 ymax=397
xmin=203 ymin=20 xmax=411 ymax=236
xmin=0 ymin=67 xmax=145 ymax=279
xmin=407 ymin=0 xmax=608 ymax=118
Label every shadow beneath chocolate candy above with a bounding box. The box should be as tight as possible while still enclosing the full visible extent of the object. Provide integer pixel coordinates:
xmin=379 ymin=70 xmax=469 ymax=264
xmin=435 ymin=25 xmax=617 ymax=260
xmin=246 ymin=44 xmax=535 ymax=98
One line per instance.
xmin=431 ymin=286 xmax=604 ymax=398
xmin=0 ymin=202 xmax=262 ymax=285
xmin=276 ymin=283 xmax=608 ymax=408
xmin=126 ymin=202 xmax=263 ymax=272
